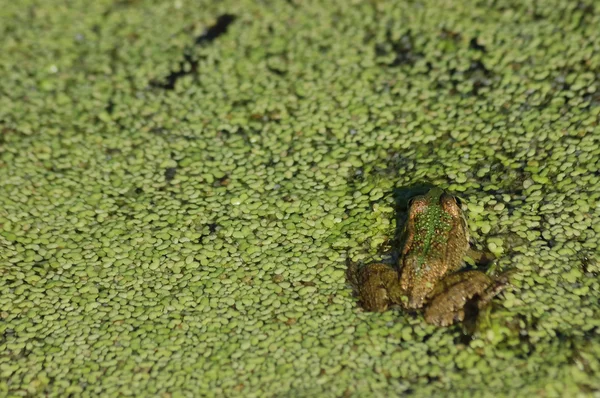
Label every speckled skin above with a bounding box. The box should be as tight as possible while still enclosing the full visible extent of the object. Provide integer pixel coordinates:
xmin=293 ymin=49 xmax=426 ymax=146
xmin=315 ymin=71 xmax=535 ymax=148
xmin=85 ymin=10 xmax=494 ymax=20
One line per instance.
xmin=358 ymin=188 xmax=505 ymax=326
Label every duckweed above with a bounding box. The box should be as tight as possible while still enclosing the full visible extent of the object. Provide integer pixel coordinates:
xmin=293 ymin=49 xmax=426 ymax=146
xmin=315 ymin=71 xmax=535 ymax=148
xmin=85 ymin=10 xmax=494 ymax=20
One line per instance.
xmin=1 ymin=0 xmax=599 ymax=396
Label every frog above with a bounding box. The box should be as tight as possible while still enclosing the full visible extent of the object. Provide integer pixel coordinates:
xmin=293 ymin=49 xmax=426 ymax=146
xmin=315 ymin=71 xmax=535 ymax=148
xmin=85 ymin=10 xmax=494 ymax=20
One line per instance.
xmin=355 ymin=187 xmax=509 ymax=327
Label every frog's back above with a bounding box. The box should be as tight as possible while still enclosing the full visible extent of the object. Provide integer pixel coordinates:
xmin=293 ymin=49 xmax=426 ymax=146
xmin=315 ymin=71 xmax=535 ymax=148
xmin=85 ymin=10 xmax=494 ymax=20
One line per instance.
xmin=398 ymin=189 xmax=470 ymax=308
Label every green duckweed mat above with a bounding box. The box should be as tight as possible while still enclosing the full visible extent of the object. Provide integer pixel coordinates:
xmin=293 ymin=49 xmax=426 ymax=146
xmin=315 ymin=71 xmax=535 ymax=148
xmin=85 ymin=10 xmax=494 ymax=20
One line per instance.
xmin=1 ymin=0 xmax=600 ymax=396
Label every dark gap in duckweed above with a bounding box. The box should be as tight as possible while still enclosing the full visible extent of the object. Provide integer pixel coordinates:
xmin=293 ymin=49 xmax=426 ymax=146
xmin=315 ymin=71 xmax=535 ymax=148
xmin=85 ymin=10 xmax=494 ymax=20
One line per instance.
xmin=214 ymin=174 xmax=230 ymax=187
xmin=194 ymin=14 xmax=237 ymax=45
xmin=267 ymin=64 xmax=287 ymax=76
xmin=149 ymin=127 xmax=169 ymax=137
xmin=375 ymin=27 xmax=423 ymax=68
xmin=232 ymin=99 xmax=252 ymax=108
xmin=443 ymin=59 xmax=495 ymax=97
xmin=104 ymin=147 xmax=122 ymax=156
xmin=439 ymin=28 xmax=462 ymax=43
xmin=579 ymin=251 xmax=598 ymax=276
xmin=207 ymin=223 xmax=218 ymax=234
xmin=164 ymin=167 xmax=177 ymax=182
xmin=466 ymin=60 xmax=494 ymax=95
xmin=582 ymin=72 xmax=600 ymax=107
xmin=469 ymin=37 xmax=487 ymax=53
xmin=151 ymin=14 xmax=237 ymax=90
xmin=569 ymin=331 xmax=600 ymax=372
xmin=574 ymin=1 xmax=596 ymax=29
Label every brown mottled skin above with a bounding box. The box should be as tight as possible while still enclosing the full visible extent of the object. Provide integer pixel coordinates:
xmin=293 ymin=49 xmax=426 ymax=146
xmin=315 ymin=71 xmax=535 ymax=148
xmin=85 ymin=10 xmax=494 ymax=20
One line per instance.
xmin=357 ymin=187 xmax=507 ymax=326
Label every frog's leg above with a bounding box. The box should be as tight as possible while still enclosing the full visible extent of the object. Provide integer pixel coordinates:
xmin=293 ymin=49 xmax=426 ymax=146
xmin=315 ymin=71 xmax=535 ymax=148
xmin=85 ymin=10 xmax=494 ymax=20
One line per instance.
xmin=465 ymin=247 xmax=496 ymax=267
xmin=423 ymin=271 xmax=494 ymax=327
xmin=357 ymin=263 xmax=403 ymax=312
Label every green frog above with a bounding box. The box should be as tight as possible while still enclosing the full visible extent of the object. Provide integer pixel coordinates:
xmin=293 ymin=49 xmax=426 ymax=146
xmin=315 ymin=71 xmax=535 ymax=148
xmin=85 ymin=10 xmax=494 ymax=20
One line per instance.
xmin=355 ymin=187 xmax=508 ymax=326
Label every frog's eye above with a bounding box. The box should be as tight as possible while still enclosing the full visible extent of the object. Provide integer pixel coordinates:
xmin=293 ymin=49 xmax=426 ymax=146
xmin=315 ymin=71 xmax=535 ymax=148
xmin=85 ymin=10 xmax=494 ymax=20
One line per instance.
xmin=407 ymin=196 xmax=428 ymax=214
xmin=407 ymin=196 xmax=421 ymax=209
xmin=453 ymin=196 xmax=468 ymax=209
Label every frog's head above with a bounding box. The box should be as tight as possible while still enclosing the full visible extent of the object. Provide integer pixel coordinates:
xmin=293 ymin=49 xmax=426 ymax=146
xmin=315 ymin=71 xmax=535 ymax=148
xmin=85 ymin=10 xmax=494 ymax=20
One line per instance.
xmin=423 ymin=186 xmax=445 ymax=201
xmin=420 ymin=187 xmax=462 ymax=214
xmin=406 ymin=187 xmax=461 ymax=217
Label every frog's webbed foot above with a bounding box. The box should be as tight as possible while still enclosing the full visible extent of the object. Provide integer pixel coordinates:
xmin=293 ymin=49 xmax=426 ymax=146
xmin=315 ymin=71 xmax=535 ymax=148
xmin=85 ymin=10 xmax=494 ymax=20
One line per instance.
xmin=475 ymin=269 xmax=513 ymax=309
xmin=357 ymin=263 xmax=402 ymax=312
xmin=424 ymin=271 xmax=500 ymax=327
